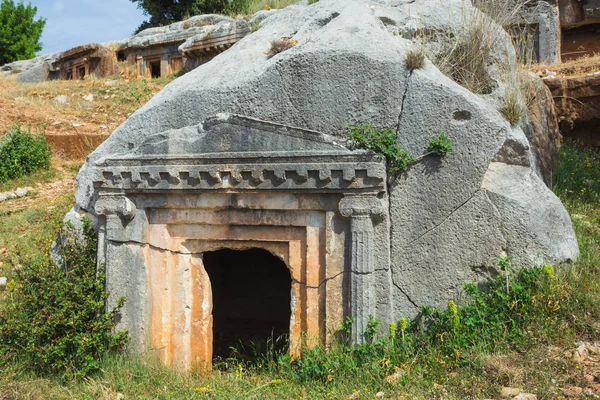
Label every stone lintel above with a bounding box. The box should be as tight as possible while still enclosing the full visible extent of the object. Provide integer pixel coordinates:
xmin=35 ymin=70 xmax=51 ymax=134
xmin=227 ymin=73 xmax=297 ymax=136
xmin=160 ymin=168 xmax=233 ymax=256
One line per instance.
xmin=93 ymin=162 xmax=386 ymax=193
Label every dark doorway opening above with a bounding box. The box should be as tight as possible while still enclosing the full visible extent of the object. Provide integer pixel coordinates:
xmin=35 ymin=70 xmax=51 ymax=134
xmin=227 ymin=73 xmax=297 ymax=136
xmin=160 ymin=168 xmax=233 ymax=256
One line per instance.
xmin=78 ymin=66 xmax=86 ymax=79
xmin=66 ymin=69 xmax=73 ymax=80
xmin=150 ymin=61 xmax=161 ymax=78
xmin=562 ymin=23 xmax=600 ymax=61
xmin=117 ymin=51 xmax=126 ymax=62
xmin=567 ymin=118 xmax=600 ymax=147
xmin=203 ymin=248 xmax=291 ymax=360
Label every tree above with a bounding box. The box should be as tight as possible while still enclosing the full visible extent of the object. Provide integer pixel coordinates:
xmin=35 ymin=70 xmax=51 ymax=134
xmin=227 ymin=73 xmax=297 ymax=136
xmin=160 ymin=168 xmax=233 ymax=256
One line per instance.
xmin=130 ymin=0 xmax=247 ymax=32
xmin=0 ymin=0 xmax=46 ymax=65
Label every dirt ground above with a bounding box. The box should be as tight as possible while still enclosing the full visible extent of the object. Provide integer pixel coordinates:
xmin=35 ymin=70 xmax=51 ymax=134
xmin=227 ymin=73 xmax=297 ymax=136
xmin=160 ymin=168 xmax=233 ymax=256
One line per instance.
xmin=535 ymin=54 xmax=600 ymax=77
xmin=0 ymin=75 xmax=167 ymax=157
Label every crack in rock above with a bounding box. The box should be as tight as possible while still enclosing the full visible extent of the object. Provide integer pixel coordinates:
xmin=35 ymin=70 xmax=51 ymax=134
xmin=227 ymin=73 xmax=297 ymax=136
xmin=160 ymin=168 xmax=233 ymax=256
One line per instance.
xmin=109 ymin=239 xmax=193 ymax=256
xmin=405 ymin=189 xmax=480 ymax=247
xmin=396 ymin=69 xmax=413 ymax=132
xmin=392 ymin=279 xmax=419 ymax=310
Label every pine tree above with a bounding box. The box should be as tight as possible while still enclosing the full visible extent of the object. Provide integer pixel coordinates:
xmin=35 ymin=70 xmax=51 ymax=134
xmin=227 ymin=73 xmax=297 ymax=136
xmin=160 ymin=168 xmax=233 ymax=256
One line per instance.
xmin=0 ymin=0 xmax=46 ymax=65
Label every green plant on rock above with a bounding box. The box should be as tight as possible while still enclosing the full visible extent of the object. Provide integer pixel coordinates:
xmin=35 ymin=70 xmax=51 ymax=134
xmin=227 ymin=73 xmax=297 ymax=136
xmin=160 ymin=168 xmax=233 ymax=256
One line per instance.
xmin=399 ymin=317 xmax=408 ymax=344
xmin=497 ymin=255 xmax=512 ymax=293
xmin=350 ymin=126 xmax=451 ymax=173
xmin=0 ymin=218 xmax=128 ymax=378
xmin=426 ymin=132 xmax=452 ymax=157
xmin=349 ymin=125 xmax=416 ymax=173
xmin=0 ymin=124 xmax=52 ymax=183
xmin=365 ymin=315 xmax=380 ymax=343
xmin=388 ymin=321 xmax=396 ymax=347
xmin=447 ymin=300 xmax=460 ymax=332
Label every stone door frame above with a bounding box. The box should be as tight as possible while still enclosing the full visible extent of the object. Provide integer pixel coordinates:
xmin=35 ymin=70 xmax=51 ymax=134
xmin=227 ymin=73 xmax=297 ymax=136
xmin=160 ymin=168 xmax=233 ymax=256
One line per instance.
xmin=91 ymin=115 xmax=388 ymax=368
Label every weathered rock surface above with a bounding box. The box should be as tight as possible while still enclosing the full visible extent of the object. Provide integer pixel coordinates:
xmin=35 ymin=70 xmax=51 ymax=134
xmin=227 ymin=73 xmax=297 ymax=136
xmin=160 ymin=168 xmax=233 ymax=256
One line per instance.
xmin=248 ymin=9 xmax=280 ymax=25
xmin=124 ymin=14 xmax=242 ymax=49
xmin=178 ymin=19 xmax=249 ymax=53
xmin=16 ymin=62 xmax=48 ymax=83
xmin=74 ymin=0 xmax=578 ymax=345
xmin=523 ymin=74 xmax=562 ymax=183
xmin=0 ymin=52 xmax=62 ymax=82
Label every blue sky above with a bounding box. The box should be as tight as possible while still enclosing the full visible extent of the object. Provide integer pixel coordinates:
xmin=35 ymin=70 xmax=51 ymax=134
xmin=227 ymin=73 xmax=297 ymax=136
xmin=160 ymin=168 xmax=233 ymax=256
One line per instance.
xmin=28 ymin=0 xmax=147 ymax=54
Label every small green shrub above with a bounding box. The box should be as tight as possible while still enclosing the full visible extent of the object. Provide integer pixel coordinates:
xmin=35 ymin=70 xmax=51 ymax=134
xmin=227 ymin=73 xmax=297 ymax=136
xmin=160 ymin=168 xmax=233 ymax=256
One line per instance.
xmin=308 ymin=0 xmax=319 ymax=4
xmin=0 ymin=218 xmax=128 ymax=378
xmin=364 ymin=315 xmax=380 ymax=343
xmin=418 ymin=264 xmax=572 ymax=357
xmin=426 ymin=132 xmax=452 ymax=157
xmin=349 ymin=125 xmax=416 ymax=173
xmin=0 ymin=124 xmax=52 ymax=183
xmin=405 ymin=48 xmax=425 ymax=70
xmin=122 ymin=78 xmax=152 ymax=104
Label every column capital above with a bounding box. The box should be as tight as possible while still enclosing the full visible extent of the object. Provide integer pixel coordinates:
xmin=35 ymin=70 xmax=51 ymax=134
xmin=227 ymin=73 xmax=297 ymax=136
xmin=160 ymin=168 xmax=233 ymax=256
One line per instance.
xmin=339 ymin=195 xmax=385 ymax=218
xmin=95 ymin=195 xmax=137 ymax=220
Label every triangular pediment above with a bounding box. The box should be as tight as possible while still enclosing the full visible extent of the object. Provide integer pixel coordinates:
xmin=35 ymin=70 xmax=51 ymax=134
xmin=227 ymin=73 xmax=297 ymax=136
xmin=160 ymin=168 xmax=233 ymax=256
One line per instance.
xmin=93 ymin=115 xmax=386 ymax=194
xmin=128 ymin=114 xmax=352 ymax=158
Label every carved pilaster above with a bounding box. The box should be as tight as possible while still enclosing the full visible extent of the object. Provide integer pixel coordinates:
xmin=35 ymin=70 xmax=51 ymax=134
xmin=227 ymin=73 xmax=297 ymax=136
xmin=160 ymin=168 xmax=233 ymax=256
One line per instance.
xmin=339 ymin=195 xmax=385 ymax=344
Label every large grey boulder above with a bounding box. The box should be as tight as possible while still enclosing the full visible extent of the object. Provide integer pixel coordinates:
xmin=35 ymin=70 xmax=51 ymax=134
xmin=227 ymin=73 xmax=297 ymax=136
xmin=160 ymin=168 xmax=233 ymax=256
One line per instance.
xmin=0 ymin=52 xmax=62 ymax=82
xmin=75 ymin=0 xmax=578 ymax=320
xmin=16 ymin=62 xmax=48 ymax=83
xmin=178 ymin=19 xmax=249 ymax=53
xmin=123 ymin=14 xmax=243 ymax=49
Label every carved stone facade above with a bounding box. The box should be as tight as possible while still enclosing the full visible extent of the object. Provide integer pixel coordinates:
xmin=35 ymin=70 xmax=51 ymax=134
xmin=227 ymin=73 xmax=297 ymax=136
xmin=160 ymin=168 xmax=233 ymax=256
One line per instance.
xmin=72 ymin=0 xmax=579 ymax=373
xmin=119 ymin=17 xmax=249 ymax=79
xmin=122 ymin=43 xmax=185 ymax=79
xmin=91 ymin=115 xmax=389 ymax=369
xmin=508 ymin=1 xmax=561 ymax=63
xmin=506 ymin=1 xmax=600 ymax=63
xmin=52 ymin=44 xmax=118 ymax=80
xmin=42 ymin=16 xmax=250 ymax=81
xmin=559 ymin=0 xmax=600 ymax=60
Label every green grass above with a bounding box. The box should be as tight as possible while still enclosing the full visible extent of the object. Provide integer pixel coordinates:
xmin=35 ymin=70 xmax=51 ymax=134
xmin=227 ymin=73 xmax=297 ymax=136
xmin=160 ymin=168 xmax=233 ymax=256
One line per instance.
xmin=0 ymin=143 xmax=599 ymax=399
xmin=242 ymin=0 xmax=300 ymax=15
xmin=0 ymin=167 xmax=57 ymax=193
xmin=224 ymin=0 xmax=300 ymax=16
xmin=0 ymin=179 xmax=74 ymax=276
